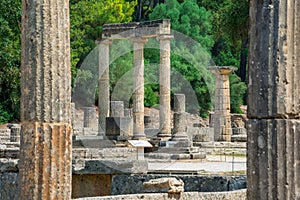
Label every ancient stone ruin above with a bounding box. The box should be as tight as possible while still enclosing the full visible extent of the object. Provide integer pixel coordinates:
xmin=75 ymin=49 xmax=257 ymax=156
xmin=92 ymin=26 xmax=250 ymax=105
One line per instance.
xmin=247 ymin=0 xmax=300 ymax=199
xmin=1 ymin=0 xmax=299 ymax=199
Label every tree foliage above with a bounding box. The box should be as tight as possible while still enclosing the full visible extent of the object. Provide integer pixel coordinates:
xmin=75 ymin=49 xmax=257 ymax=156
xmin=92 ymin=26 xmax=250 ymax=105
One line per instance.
xmin=0 ymin=0 xmax=21 ymax=123
xmin=147 ymin=0 xmax=215 ymax=117
xmin=0 ymin=0 xmax=249 ymax=123
xmin=70 ymin=0 xmax=136 ymax=84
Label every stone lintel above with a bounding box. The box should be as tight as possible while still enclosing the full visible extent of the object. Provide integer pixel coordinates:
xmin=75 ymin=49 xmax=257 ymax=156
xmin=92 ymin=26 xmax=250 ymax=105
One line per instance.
xmin=157 ymin=34 xmax=174 ymax=41
xmin=130 ymin=37 xmax=148 ymax=44
xmin=95 ymin=39 xmax=112 ymax=45
xmin=102 ymin=19 xmax=170 ymax=39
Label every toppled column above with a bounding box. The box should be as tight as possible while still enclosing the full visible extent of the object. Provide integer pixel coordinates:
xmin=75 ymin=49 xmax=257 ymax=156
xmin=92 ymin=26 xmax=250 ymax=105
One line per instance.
xmin=247 ymin=0 xmax=300 ymax=199
xmin=172 ymin=94 xmax=188 ymax=141
xmin=19 ymin=0 xmax=72 ymax=198
xmin=98 ymin=39 xmax=111 ymax=134
xmin=157 ymin=34 xmax=173 ymax=141
xmin=132 ymin=37 xmax=148 ymax=140
xmin=209 ymin=66 xmax=236 ymax=142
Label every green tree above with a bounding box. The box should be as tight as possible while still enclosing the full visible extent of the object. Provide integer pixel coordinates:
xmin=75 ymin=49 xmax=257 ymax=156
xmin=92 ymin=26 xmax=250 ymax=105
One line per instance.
xmin=70 ymin=0 xmax=136 ymax=84
xmin=148 ymin=0 xmax=215 ymax=117
xmin=199 ymin=0 xmax=249 ymax=82
xmin=0 ymin=0 xmax=21 ymax=123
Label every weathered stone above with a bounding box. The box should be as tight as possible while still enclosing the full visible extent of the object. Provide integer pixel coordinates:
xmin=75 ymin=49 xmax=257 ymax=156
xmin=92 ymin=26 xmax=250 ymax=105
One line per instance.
xmin=144 ymin=116 xmax=151 ymax=128
xmin=157 ymin=34 xmax=173 ymax=141
xmin=124 ymin=108 xmax=132 ymax=117
xmin=0 ymin=129 xmax=10 ymax=143
xmin=98 ymin=39 xmax=111 ymax=134
xmin=132 ymin=37 xmax=148 ymax=140
xmin=83 ymin=107 xmax=98 ymax=130
xmin=143 ymin=177 xmax=184 ymax=194
xmin=247 ymin=119 xmax=300 ymax=199
xmin=171 ymin=154 xmax=191 ymax=160
xmin=190 ymin=153 xmax=206 ymax=160
xmin=172 ymin=112 xmax=189 ymax=141
xmin=0 ymin=148 xmax=19 ymax=159
xmin=102 ymin=19 xmax=170 ymax=39
xmin=247 ymin=0 xmax=300 ymax=199
xmin=209 ymin=67 xmax=236 ymax=142
xmin=110 ymin=101 xmax=124 ymax=117
xmin=20 ymin=0 xmax=72 ymax=197
xmin=72 ymin=159 xmax=148 ymax=174
xmin=111 ymin=174 xmax=246 ymax=195
xmin=0 ymin=159 xmax=18 ymax=172
xmin=231 ymin=134 xmax=247 ymax=142
xmin=0 ymin=172 xmax=18 ymax=200
xmin=72 ymin=174 xmax=112 ymax=198
xmin=174 ymin=93 xmax=185 ymax=113
xmin=105 ymin=117 xmax=133 ymax=140
xmin=247 ymin=4 xmax=300 ymax=118
xmin=74 ymin=190 xmax=247 ymax=200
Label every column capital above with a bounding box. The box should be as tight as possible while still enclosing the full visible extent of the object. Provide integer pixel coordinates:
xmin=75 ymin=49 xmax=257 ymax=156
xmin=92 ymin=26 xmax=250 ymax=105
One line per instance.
xmin=157 ymin=34 xmax=174 ymax=41
xmin=95 ymin=39 xmax=112 ymax=45
xmin=208 ymin=66 xmax=237 ymax=75
xmin=130 ymin=37 xmax=148 ymax=44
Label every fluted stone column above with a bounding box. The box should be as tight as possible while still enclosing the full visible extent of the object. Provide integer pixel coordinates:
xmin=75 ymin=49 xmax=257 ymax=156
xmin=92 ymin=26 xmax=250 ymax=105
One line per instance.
xmin=172 ymin=94 xmax=188 ymax=141
xmin=157 ymin=34 xmax=173 ymax=140
xmin=247 ymin=0 xmax=300 ymax=199
xmin=209 ymin=66 xmax=236 ymax=142
xmin=98 ymin=39 xmax=111 ymax=134
xmin=19 ymin=0 xmax=72 ymax=199
xmin=132 ymin=37 xmax=147 ymax=140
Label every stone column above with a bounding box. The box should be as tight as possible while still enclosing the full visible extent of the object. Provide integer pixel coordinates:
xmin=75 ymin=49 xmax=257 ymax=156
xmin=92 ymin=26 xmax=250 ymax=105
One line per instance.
xmin=172 ymin=94 xmax=188 ymax=141
xmin=247 ymin=0 xmax=300 ymax=199
xmin=131 ymin=37 xmax=147 ymax=140
xmin=98 ymin=39 xmax=111 ymax=135
xmin=209 ymin=66 xmax=236 ymax=142
xmin=157 ymin=34 xmax=173 ymax=140
xmin=19 ymin=0 xmax=72 ymax=198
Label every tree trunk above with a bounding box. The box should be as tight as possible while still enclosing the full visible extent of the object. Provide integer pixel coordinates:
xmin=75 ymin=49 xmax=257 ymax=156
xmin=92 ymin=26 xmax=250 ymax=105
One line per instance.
xmin=239 ymin=38 xmax=248 ymax=82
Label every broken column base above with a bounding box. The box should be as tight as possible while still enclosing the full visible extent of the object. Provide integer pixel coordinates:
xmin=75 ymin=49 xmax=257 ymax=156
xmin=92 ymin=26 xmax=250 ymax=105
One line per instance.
xmin=156 ymin=132 xmax=172 ymax=141
xmin=106 ymin=117 xmax=133 ymax=141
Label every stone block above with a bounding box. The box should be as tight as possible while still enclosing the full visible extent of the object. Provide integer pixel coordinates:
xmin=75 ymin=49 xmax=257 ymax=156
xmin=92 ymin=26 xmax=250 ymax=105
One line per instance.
xmin=10 ymin=127 xmax=20 ymax=143
xmin=106 ymin=117 xmax=133 ymax=140
xmin=0 ymin=159 xmax=18 ymax=173
xmin=110 ymin=101 xmax=124 ymax=117
xmin=83 ymin=107 xmax=98 ymax=129
xmin=72 ymin=174 xmax=112 ymax=198
xmin=190 ymin=153 xmax=206 ymax=160
xmin=72 ymin=159 xmax=148 ymax=174
xmin=171 ymin=154 xmax=191 ymax=160
xmin=143 ymin=177 xmax=184 ymax=194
